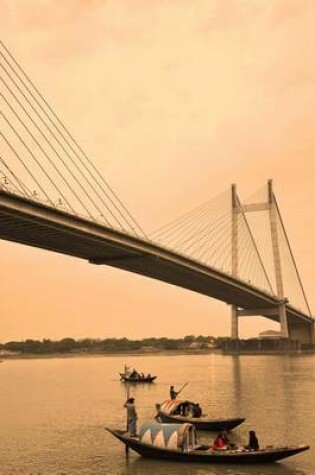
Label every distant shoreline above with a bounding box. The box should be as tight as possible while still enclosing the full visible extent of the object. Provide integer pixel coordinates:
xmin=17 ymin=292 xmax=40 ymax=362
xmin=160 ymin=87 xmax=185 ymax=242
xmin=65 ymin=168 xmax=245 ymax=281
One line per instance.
xmin=0 ymin=349 xmax=221 ymax=360
xmin=0 ymin=348 xmax=315 ymax=363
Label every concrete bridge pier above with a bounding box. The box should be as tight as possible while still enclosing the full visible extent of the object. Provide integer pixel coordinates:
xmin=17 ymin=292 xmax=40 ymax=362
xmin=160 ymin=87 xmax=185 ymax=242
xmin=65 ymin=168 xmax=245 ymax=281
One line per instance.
xmin=230 ymin=303 xmax=315 ymax=345
xmin=231 ymin=305 xmax=239 ymax=339
xmin=287 ymin=319 xmax=315 ymax=345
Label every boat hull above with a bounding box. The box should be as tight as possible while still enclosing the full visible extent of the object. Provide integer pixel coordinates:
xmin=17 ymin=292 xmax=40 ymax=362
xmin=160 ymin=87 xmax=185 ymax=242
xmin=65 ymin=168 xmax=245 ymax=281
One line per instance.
xmin=106 ymin=429 xmax=309 ymax=464
xmin=158 ymin=412 xmax=245 ymax=431
xmin=120 ymin=374 xmax=157 ymax=383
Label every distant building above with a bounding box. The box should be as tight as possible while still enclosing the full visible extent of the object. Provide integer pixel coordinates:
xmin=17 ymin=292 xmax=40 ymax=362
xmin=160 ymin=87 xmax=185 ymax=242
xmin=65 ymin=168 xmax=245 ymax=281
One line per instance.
xmin=259 ymin=330 xmax=282 ymax=339
xmin=139 ymin=346 xmax=158 ymax=353
xmin=189 ymin=342 xmax=203 ymax=349
xmin=188 ymin=341 xmax=217 ymax=350
xmin=0 ymin=349 xmax=21 ymax=355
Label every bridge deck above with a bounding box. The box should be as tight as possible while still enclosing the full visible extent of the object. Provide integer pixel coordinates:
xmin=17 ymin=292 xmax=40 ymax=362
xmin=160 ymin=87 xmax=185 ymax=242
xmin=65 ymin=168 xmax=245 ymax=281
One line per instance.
xmin=0 ymin=190 xmax=312 ymax=327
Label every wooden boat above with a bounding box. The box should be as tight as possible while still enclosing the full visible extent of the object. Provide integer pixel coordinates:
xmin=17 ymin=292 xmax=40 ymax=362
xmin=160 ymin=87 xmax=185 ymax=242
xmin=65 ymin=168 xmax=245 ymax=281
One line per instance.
xmin=120 ymin=374 xmax=157 ymax=383
xmin=119 ymin=366 xmax=157 ymax=383
xmin=106 ymin=423 xmax=309 ymax=464
xmin=156 ymin=399 xmax=245 ymax=431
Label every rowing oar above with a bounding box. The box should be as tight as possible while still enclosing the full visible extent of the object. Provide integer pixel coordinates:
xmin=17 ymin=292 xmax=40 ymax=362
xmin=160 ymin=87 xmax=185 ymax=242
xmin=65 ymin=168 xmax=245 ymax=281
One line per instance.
xmin=177 ymin=381 xmax=188 ymax=396
xmin=154 ymin=403 xmax=161 ymax=420
xmin=124 ymin=381 xmax=130 ymax=456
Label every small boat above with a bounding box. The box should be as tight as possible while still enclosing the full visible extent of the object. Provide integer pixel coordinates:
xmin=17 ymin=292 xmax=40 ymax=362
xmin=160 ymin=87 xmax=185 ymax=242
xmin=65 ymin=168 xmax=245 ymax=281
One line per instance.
xmin=156 ymin=399 xmax=245 ymax=431
xmin=106 ymin=422 xmax=309 ymax=464
xmin=120 ymin=366 xmax=157 ymax=383
xmin=120 ymin=374 xmax=157 ymax=383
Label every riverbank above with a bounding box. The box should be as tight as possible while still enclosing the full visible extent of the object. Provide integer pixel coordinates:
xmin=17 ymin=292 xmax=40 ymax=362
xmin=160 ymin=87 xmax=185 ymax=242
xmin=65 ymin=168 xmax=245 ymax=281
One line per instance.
xmin=2 ymin=347 xmax=315 ymax=360
xmin=0 ymin=348 xmax=221 ymax=360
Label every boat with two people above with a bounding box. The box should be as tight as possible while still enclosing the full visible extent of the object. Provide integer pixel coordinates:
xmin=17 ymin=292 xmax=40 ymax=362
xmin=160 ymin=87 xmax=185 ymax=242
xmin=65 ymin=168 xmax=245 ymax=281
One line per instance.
xmin=106 ymin=422 xmax=309 ymax=464
xmin=120 ymin=366 xmax=157 ymax=383
xmin=156 ymin=399 xmax=245 ymax=431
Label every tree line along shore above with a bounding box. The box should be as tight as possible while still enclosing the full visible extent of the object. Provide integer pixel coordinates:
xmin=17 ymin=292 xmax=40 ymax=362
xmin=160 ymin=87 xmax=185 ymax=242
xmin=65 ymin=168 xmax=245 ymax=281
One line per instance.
xmin=0 ymin=335 xmax=228 ymax=356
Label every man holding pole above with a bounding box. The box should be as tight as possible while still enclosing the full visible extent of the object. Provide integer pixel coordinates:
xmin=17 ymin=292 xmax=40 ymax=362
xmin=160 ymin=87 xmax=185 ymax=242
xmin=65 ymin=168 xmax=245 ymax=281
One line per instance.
xmin=124 ymin=397 xmax=138 ymax=437
xmin=169 ymin=382 xmax=188 ymax=400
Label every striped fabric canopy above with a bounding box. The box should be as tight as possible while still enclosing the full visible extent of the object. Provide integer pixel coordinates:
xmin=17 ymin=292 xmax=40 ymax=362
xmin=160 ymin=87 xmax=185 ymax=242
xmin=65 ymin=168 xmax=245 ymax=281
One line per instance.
xmin=139 ymin=422 xmax=196 ymax=451
xmin=160 ymin=399 xmax=195 ymax=415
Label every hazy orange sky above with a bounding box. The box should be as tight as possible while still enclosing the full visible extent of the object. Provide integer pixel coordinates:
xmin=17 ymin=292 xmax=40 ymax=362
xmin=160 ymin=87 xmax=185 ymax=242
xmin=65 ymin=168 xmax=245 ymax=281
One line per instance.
xmin=1 ymin=0 xmax=314 ymax=341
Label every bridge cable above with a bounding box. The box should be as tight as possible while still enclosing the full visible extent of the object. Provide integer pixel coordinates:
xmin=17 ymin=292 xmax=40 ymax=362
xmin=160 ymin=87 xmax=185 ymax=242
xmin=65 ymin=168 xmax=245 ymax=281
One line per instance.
xmin=273 ymin=194 xmax=312 ymax=316
xmin=0 ymin=64 xmax=119 ymax=228
xmin=167 ymin=205 xmax=225 ymax=251
xmin=0 ymin=45 xmax=136 ymax=233
xmin=1 ymin=88 xmax=84 ymax=218
xmin=236 ymin=193 xmax=273 ymax=293
xmin=0 ymin=150 xmax=32 ymax=197
xmin=0 ymin=125 xmax=54 ymax=206
xmin=151 ymin=198 xmax=217 ymax=240
xmin=185 ymin=211 xmax=231 ymax=264
xmin=0 ymin=42 xmax=146 ymax=238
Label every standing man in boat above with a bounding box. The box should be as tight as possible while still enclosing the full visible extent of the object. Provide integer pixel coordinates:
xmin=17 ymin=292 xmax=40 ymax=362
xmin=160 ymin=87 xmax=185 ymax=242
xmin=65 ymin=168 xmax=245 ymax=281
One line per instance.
xmin=124 ymin=397 xmax=138 ymax=437
xmin=170 ymin=382 xmax=188 ymax=400
xmin=169 ymin=385 xmax=179 ymax=400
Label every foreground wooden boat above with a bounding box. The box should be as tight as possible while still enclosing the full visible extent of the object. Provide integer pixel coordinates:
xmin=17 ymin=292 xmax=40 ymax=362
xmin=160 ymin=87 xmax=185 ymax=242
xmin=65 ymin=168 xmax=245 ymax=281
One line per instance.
xmin=106 ymin=423 xmax=309 ymax=464
xmin=157 ymin=399 xmax=245 ymax=431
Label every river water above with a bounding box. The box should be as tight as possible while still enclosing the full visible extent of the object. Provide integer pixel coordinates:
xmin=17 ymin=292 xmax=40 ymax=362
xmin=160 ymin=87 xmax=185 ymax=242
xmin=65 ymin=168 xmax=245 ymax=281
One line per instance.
xmin=0 ymin=353 xmax=314 ymax=475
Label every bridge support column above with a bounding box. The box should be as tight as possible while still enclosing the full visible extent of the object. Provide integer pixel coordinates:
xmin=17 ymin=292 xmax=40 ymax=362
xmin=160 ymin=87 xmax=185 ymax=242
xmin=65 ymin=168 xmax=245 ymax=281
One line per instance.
xmin=231 ymin=185 xmax=239 ymax=340
xmin=231 ymin=305 xmax=239 ymax=339
xmin=278 ymin=303 xmax=289 ymax=339
xmin=287 ymin=319 xmax=315 ymax=345
xmin=268 ymin=180 xmax=289 ymax=339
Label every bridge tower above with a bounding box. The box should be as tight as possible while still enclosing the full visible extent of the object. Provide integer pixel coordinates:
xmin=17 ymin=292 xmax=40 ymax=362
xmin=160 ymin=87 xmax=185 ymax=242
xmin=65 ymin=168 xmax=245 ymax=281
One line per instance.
xmin=230 ymin=180 xmax=290 ymax=339
xmin=231 ymin=184 xmax=239 ymax=339
xmin=267 ymin=179 xmax=289 ymax=337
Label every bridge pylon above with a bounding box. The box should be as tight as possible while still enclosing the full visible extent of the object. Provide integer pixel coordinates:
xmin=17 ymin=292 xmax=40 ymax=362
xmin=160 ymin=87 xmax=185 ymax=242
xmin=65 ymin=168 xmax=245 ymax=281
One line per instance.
xmin=230 ymin=180 xmax=290 ymax=340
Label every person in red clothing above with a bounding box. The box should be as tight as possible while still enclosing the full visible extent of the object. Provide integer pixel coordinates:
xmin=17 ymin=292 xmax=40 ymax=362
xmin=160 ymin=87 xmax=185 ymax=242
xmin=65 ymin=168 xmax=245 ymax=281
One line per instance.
xmin=211 ymin=432 xmax=228 ymax=450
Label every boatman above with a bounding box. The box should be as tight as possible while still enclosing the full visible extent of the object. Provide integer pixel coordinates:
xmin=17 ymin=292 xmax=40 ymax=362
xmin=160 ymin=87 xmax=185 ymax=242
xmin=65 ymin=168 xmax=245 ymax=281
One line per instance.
xmin=169 ymin=385 xmax=179 ymax=400
xmin=124 ymin=397 xmax=138 ymax=437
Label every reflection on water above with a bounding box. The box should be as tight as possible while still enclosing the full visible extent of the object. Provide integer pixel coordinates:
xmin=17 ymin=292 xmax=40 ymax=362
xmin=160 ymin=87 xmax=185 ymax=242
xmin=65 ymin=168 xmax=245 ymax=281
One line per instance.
xmin=126 ymin=457 xmax=308 ymax=475
xmin=0 ymin=354 xmax=313 ymax=474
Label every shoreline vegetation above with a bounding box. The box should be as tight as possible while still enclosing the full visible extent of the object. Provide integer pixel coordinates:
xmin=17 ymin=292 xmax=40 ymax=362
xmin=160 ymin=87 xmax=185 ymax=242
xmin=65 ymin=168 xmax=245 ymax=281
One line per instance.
xmin=2 ymin=336 xmax=313 ymax=359
xmin=0 ymin=335 xmax=224 ymax=359
xmin=0 ymin=349 xmax=222 ymax=360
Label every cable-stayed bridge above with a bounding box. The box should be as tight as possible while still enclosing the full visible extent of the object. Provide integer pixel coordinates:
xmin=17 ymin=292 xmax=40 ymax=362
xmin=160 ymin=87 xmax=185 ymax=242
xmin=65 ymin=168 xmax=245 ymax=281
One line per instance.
xmin=0 ymin=42 xmax=314 ymax=343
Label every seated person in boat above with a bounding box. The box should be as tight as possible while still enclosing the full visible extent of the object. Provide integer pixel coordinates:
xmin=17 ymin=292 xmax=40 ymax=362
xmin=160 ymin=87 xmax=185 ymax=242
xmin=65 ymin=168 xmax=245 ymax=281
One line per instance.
xmin=129 ymin=369 xmax=140 ymax=380
xmin=181 ymin=401 xmax=191 ymax=416
xmin=211 ymin=432 xmax=228 ymax=450
xmin=172 ymin=404 xmax=181 ymax=415
xmin=192 ymin=403 xmax=202 ymax=418
xmin=221 ymin=430 xmax=239 ymax=449
xmin=245 ymin=430 xmax=259 ymax=450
